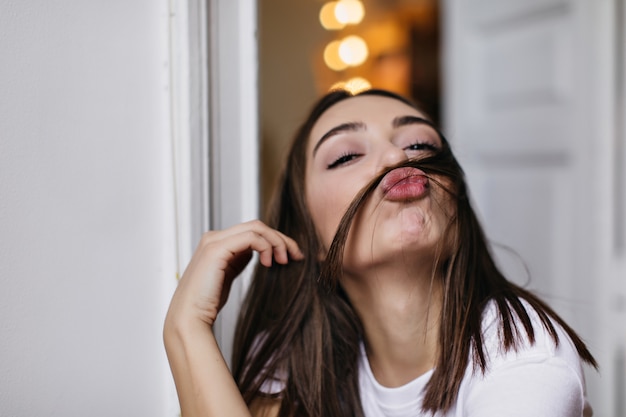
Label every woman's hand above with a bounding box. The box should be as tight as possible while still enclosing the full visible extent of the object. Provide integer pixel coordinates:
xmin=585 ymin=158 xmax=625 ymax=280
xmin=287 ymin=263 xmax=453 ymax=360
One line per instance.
xmin=163 ymin=220 xmax=303 ymax=417
xmin=167 ymin=219 xmax=304 ymax=328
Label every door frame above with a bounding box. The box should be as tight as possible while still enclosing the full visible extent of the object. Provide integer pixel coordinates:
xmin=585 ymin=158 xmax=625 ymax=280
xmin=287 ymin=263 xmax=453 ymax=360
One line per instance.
xmin=167 ymin=0 xmax=258 ymax=413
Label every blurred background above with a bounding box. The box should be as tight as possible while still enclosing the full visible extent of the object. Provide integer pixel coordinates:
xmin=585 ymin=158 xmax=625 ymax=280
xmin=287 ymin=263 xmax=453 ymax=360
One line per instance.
xmin=260 ymin=0 xmax=442 ymax=211
xmin=258 ymin=0 xmax=626 ymax=415
xmin=0 ymin=0 xmax=624 ymax=416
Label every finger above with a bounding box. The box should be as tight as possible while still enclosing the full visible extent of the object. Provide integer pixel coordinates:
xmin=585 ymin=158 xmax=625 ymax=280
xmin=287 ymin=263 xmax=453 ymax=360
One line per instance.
xmin=220 ymin=230 xmax=279 ymax=268
xmin=237 ymin=229 xmax=303 ymax=267
xmin=199 ymin=220 xmax=271 ymax=246
xmin=274 ymin=230 xmax=305 ymax=261
xmin=202 ymin=220 xmax=304 ymax=264
xmin=239 ymin=224 xmax=304 ymax=263
xmin=258 ymin=230 xmax=305 ymax=265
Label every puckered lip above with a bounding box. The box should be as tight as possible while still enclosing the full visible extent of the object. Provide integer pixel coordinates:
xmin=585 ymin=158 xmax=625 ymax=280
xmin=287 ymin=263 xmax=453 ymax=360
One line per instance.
xmin=380 ymin=167 xmax=429 ymax=200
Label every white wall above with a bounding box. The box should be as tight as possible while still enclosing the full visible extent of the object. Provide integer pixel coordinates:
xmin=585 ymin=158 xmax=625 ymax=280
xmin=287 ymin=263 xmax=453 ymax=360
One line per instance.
xmin=0 ymin=1 xmax=175 ymax=415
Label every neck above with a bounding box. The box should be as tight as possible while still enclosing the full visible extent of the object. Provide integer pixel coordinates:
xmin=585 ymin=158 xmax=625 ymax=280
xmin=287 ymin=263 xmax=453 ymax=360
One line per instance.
xmin=341 ymin=265 xmax=442 ymax=388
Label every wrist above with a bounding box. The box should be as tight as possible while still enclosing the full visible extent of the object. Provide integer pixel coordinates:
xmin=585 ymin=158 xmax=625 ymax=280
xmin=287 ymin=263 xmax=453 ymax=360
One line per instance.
xmin=164 ymin=306 xmax=215 ymax=346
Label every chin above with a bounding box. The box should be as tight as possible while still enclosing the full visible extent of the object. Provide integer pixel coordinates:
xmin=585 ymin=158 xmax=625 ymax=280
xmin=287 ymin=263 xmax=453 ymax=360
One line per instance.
xmin=382 ymin=206 xmax=436 ymax=243
xmin=342 ymin=230 xmax=439 ymax=273
xmin=342 ymin=205 xmax=444 ymax=270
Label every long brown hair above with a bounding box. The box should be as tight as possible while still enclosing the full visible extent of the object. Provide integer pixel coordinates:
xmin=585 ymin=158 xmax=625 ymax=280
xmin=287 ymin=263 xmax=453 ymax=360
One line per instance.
xmin=231 ymin=89 xmax=597 ymax=415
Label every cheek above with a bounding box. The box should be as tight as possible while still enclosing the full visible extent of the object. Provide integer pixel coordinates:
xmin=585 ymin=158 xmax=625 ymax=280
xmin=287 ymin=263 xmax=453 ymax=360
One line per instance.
xmin=306 ymin=183 xmax=353 ymax=250
xmin=429 ymin=188 xmax=457 ymax=249
xmin=433 ymin=187 xmax=456 ymax=222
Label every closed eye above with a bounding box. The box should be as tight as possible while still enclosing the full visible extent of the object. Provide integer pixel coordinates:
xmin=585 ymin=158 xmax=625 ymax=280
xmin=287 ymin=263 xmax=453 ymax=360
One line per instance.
xmin=404 ymin=142 xmax=439 ymax=152
xmin=327 ymin=152 xmax=361 ymax=169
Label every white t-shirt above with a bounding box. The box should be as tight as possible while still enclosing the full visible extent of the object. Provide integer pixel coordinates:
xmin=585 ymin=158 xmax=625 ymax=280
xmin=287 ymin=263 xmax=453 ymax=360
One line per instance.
xmin=358 ymin=301 xmax=592 ymax=417
xmin=259 ymin=300 xmax=593 ymax=416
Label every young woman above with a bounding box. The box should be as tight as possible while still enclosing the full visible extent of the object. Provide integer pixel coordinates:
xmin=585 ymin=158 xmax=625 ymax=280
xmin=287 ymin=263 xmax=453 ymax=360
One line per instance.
xmin=164 ymin=89 xmax=597 ymax=417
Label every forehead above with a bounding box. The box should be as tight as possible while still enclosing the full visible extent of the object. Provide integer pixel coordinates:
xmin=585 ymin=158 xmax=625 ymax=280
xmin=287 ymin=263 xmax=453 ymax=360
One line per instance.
xmin=308 ymin=95 xmax=426 ymax=147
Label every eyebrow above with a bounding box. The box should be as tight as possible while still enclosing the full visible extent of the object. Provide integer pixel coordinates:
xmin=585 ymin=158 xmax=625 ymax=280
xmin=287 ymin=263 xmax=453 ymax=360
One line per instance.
xmin=312 ymin=115 xmax=435 ymax=157
xmin=392 ymin=115 xmax=433 ymax=129
xmin=312 ymin=121 xmax=366 ymax=157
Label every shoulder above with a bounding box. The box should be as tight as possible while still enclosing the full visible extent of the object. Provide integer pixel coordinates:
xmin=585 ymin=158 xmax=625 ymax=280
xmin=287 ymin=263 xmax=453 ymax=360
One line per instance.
xmin=458 ymin=299 xmax=592 ymax=416
xmin=478 ymin=299 xmax=586 ymax=373
xmin=479 ymin=298 xmax=584 ymax=371
xmin=245 ymin=332 xmax=288 ymax=395
xmin=250 ymin=396 xmax=281 ymax=417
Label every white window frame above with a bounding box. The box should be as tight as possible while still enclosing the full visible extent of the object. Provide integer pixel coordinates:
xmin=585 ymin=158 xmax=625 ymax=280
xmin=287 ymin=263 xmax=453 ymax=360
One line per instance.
xmin=207 ymin=0 xmax=259 ymax=363
xmin=167 ymin=0 xmax=258 ymax=413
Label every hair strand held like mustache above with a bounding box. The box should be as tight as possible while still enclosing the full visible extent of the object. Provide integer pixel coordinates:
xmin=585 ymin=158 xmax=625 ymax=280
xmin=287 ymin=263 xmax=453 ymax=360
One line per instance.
xmin=319 ymin=143 xmax=465 ymax=292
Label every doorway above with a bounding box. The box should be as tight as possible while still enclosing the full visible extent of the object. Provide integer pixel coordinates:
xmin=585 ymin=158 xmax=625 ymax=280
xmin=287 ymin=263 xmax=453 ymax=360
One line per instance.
xmin=258 ymin=0 xmax=442 ymax=215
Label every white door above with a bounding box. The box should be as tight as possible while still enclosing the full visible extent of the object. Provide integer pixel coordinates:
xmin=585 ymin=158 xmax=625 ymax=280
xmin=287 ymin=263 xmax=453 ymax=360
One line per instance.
xmin=443 ymin=0 xmax=619 ymax=413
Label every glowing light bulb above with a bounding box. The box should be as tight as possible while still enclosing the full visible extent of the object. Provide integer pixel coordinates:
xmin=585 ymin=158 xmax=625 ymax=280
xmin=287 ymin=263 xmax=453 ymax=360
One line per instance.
xmin=335 ymin=0 xmax=365 ymax=25
xmin=330 ymin=81 xmax=347 ymax=91
xmin=338 ymin=35 xmax=368 ymax=67
xmin=320 ymin=2 xmax=345 ymax=30
xmin=324 ymin=40 xmax=348 ymax=71
xmin=330 ymin=77 xmax=371 ymax=94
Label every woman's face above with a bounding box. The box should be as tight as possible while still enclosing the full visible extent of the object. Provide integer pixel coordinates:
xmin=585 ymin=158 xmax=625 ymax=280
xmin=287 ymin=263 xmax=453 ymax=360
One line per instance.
xmin=304 ymin=95 xmax=453 ymax=274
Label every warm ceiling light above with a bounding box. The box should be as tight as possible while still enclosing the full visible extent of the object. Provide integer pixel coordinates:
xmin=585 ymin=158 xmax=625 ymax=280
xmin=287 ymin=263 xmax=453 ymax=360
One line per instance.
xmin=319 ymin=2 xmax=345 ymax=30
xmin=324 ymin=40 xmax=348 ymax=71
xmin=339 ymin=35 xmax=368 ymax=66
xmin=330 ymin=77 xmax=371 ymax=94
xmin=335 ymin=0 xmax=365 ymax=25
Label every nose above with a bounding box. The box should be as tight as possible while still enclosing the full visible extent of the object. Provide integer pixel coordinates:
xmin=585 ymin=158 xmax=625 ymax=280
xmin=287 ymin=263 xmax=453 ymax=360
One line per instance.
xmin=378 ymin=142 xmax=408 ymax=170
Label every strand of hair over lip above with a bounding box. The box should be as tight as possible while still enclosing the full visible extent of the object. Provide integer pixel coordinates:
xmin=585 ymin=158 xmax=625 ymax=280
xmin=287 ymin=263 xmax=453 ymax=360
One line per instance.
xmin=318 ymin=149 xmax=463 ymax=292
